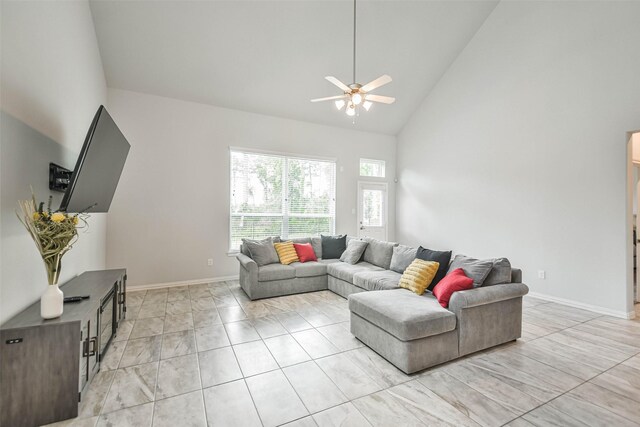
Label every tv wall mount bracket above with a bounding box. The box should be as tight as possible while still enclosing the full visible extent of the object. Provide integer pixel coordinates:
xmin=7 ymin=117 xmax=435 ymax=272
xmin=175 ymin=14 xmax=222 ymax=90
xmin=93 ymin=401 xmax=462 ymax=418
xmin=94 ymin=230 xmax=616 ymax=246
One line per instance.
xmin=49 ymin=163 xmax=72 ymax=193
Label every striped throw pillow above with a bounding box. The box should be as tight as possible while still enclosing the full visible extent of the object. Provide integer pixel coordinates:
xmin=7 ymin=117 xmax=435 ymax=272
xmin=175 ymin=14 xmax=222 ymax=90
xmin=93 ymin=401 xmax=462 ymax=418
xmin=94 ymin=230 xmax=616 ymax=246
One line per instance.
xmin=274 ymin=241 xmax=300 ymax=265
xmin=399 ymin=259 xmax=440 ymax=295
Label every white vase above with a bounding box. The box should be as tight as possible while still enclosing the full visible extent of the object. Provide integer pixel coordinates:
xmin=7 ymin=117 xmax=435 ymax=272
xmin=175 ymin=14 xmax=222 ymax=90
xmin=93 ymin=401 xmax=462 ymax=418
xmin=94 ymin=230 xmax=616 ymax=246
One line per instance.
xmin=41 ymin=284 xmax=64 ymax=319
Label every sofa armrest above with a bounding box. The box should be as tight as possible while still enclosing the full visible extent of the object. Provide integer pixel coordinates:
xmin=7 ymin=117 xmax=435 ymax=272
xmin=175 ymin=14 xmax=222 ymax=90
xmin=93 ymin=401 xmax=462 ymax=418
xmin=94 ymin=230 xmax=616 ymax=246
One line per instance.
xmin=449 ymin=283 xmax=529 ymax=313
xmin=236 ymin=253 xmax=257 ymax=273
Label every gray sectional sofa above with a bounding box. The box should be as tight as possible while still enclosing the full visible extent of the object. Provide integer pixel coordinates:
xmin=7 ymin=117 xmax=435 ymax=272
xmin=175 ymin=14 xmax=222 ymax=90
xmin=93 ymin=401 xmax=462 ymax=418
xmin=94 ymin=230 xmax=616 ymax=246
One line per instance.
xmin=236 ymin=236 xmax=528 ymax=373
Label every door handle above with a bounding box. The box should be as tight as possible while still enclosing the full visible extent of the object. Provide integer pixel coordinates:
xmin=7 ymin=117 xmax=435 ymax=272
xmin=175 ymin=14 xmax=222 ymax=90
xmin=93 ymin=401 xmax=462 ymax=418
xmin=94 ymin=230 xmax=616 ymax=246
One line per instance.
xmin=87 ymin=337 xmax=98 ymax=357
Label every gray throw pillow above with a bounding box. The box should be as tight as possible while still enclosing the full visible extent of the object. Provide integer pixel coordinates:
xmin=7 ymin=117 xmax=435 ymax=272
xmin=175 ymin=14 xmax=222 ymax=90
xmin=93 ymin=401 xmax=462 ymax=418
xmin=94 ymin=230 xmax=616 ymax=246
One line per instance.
xmin=242 ymin=237 xmax=280 ymax=266
xmin=362 ymin=237 xmax=398 ymax=270
xmin=389 ymin=245 xmax=417 ymax=273
xmin=310 ymin=237 xmax=322 ymax=259
xmin=483 ymin=258 xmax=512 ymax=286
xmin=321 ymin=235 xmax=347 ymax=259
xmin=447 ymin=254 xmax=494 ymax=288
xmin=340 ymin=240 xmax=368 ymax=264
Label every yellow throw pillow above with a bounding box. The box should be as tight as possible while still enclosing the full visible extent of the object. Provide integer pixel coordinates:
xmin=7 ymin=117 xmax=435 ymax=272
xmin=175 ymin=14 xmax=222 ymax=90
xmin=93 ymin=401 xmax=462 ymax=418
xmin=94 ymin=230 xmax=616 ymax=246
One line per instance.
xmin=399 ymin=259 xmax=440 ymax=295
xmin=274 ymin=241 xmax=299 ymax=265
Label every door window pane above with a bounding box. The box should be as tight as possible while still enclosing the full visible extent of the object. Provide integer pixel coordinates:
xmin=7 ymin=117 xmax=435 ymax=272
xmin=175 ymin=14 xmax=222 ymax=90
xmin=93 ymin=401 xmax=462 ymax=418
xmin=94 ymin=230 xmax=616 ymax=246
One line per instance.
xmin=362 ymin=189 xmax=383 ymax=227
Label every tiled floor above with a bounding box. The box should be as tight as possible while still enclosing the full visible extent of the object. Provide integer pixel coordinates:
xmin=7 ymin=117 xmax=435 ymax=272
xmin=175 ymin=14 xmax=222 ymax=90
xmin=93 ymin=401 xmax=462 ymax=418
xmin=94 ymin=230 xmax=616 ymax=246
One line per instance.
xmin=45 ymin=281 xmax=640 ymax=427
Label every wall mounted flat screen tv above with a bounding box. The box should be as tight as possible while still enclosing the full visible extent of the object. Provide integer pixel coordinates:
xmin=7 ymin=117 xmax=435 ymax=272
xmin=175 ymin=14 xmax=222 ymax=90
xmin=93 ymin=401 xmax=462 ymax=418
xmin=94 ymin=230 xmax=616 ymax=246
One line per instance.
xmin=60 ymin=105 xmax=130 ymax=213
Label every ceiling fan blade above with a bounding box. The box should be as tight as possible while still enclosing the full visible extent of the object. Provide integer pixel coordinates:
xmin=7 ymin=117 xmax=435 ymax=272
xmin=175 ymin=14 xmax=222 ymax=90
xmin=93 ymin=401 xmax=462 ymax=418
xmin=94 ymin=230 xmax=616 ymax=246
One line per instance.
xmin=361 ymin=74 xmax=392 ymax=93
xmin=325 ymin=76 xmax=351 ymax=92
xmin=365 ymin=94 xmax=396 ymax=104
xmin=310 ymin=95 xmax=348 ymax=103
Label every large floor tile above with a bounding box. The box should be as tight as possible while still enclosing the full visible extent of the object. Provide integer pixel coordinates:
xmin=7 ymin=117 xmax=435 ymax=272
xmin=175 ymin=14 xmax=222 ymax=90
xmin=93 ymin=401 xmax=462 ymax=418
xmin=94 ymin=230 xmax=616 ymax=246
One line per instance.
xmin=78 ymin=370 xmax=115 ymax=418
xmin=163 ymin=312 xmax=194 ymax=333
xmin=276 ymin=311 xmax=314 ymax=333
xmin=113 ymin=320 xmax=134 ymax=342
xmin=137 ymin=302 xmax=167 ymax=319
xmin=193 ymin=309 xmax=222 ymax=329
xmin=97 ymin=402 xmax=153 ymax=427
xmin=570 ymin=381 xmax=640 ymax=422
xmin=165 ymin=299 xmax=192 ymax=315
xmin=119 ymin=335 xmax=162 ymax=368
xmin=343 ymin=347 xmax=410 ymax=388
xmin=591 ymin=364 xmax=640 ymax=403
xmin=233 ymin=340 xmax=279 ymax=377
xmin=199 ymin=346 xmax=243 ymax=388
xmin=203 ymin=380 xmax=262 ymax=427
xmin=161 ymin=329 xmax=197 ymax=359
xmin=292 ymin=329 xmax=340 ymax=358
xmin=316 ymin=322 xmax=363 ymax=351
xmin=100 ymin=340 xmax=126 ymax=370
xmin=296 ymin=306 xmax=337 ymax=328
xmin=195 ymin=325 xmax=230 ymax=351
xmin=264 ymin=333 xmax=311 ymax=367
xmin=418 ymin=370 xmax=518 ymax=427
xmin=246 ymin=370 xmax=309 ymax=427
xmin=521 ymin=403 xmax=586 ymax=427
xmin=312 ymin=402 xmax=372 ymax=427
xmin=130 ymin=317 xmax=165 ymax=339
xmin=191 ymin=297 xmax=217 ymax=312
xmin=546 ymin=392 xmax=637 ymax=427
xmin=283 ymin=361 xmax=347 ymax=413
xmin=218 ymin=305 xmax=248 ymax=323
xmin=153 ymin=390 xmax=207 ymax=427
xmin=316 ymin=353 xmax=382 ymax=400
xmin=224 ymin=320 xmax=261 ymax=344
xmin=353 ymin=390 xmax=425 ymax=427
xmin=156 ymin=353 xmax=201 ymax=399
xmin=102 ymin=361 xmax=158 ymax=413
xmin=251 ymin=315 xmax=288 ymax=339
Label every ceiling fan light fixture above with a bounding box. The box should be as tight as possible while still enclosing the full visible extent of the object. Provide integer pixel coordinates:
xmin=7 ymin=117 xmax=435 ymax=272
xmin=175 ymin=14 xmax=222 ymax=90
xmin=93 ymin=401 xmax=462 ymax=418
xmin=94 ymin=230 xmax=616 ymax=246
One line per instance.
xmin=363 ymin=100 xmax=372 ymax=111
xmin=346 ymin=104 xmax=356 ymax=117
xmin=351 ymin=93 xmax=363 ymax=105
xmin=335 ymin=99 xmax=346 ymax=110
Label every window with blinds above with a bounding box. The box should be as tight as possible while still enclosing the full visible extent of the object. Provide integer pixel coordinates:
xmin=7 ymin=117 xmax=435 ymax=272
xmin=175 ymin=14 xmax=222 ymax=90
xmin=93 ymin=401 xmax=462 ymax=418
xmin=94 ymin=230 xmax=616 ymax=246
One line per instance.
xmin=230 ymin=149 xmax=336 ymax=251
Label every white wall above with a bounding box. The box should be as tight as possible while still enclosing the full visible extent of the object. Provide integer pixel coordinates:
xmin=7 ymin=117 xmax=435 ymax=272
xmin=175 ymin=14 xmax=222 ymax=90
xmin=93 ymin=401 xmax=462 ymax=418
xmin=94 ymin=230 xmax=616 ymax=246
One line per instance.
xmin=396 ymin=1 xmax=640 ymax=317
xmin=0 ymin=0 xmax=108 ymax=324
xmin=106 ymin=89 xmax=396 ymax=287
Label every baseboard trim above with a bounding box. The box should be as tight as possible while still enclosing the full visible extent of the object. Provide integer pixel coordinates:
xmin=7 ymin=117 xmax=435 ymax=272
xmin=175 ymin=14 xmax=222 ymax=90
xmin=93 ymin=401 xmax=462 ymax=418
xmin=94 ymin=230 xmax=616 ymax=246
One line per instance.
xmin=527 ymin=291 xmax=635 ymax=320
xmin=127 ymin=275 xmax=239 ymax=291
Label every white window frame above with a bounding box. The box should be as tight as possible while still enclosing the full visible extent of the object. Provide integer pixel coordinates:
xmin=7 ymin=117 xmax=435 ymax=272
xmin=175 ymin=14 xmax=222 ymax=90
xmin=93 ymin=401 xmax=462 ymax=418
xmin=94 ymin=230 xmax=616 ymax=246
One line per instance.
xmin=359 ymin=158 xmax=386 ymax=178
xmin=228 ymin=147 xmax=337 ymax=254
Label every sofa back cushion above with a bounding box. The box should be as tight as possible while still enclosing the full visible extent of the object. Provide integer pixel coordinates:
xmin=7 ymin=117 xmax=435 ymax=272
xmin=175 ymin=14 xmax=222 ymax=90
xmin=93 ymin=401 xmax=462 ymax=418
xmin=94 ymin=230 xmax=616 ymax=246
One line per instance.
xmin=398 ymin=259 xmax=439 ymax=295
xmin=340 ymin=240 xmax=369 ymax=264
xmin=274 ymin=241 xmax=300 ymax=265
xmin=389 ymin=244 xmax=418 ymax=273
xmin=321 ymin=235 xmax=347 ymax=259
xmin=362 ymin=237 xmax=398 ymax=270
xmin=311 ymin=237 xmax=322 ymax=259
xmin=415 ymin=247 xmax=452 ymax=290
xmin=447 ymin=254 xmax=494 ymax=288
xmin=483 ymin=258 xmax=512 ymax=286
xmin=242 ymin=237 xmax=280 ymax=266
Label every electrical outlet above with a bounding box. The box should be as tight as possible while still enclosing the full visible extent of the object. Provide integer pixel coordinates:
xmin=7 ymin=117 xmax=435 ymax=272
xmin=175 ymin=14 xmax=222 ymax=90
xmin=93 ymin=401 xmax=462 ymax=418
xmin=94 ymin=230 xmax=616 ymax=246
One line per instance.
xmin=538 ymin=270 xmax=546 ymax=279
xmin=207 ymin=259 xmax=213 ymax=266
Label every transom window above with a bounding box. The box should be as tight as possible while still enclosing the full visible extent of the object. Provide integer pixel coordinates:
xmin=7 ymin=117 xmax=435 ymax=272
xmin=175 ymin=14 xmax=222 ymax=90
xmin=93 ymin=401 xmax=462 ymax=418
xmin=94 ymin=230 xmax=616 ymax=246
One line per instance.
xmin=229 ymin=149 xmax=336 ymax=251
xmin=360 ymin=158 xmax=386 ymax=178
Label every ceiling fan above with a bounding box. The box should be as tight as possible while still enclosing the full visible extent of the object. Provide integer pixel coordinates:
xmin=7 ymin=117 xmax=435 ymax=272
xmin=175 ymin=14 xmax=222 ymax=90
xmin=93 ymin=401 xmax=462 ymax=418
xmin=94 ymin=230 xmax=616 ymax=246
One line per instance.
xmin=310 ymin=0 xmax=395 ymax=119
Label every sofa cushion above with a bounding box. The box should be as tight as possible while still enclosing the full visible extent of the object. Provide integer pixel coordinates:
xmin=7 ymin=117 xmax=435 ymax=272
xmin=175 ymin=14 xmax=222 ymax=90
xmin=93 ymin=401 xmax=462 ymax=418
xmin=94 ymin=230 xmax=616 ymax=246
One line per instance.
xmin=415 ymin=247 xmax=452 ymax=289
xmin=340 ymin=240 xmax=368 ymax=264
xmin=291 ymin=261 xmax=327 ymax=278
xmin=389 ymin=244 xmax=417 ymax=273
xmin=243 ymin=237 xmax=280 ymax=266
xmin=433 ymin=268 xmax=474 ymax=308
xmin=353 ymin=270 xmax=402 ymax=291
xmin=447 ymin=254 xmax=494 ymax=288
xmin=349 ymin=289 xmax=457 ymax=341
xmin=318 ymin=258 xmax=341 ymax=264
xmin=274 ymin=241 xmax=300 ymax=265
xmin=293 ymin=243 xmax=317 ymax=263
xmin=362 ymin=237 xmax=398 ymax=270
xmin=311 ymin=237 xmax=322 ymax=259
xmin=399 ymin=259 xmax=439 ymax=295
xmin=326 ymin=261 xmax=384 ymax=283
xmin=257 ymin=263 xmax=296 ymax=281
xmin=483 ymin=258 xmax=512 ymax=286
xmin=322 ymin=235 xmax=347 ymax=259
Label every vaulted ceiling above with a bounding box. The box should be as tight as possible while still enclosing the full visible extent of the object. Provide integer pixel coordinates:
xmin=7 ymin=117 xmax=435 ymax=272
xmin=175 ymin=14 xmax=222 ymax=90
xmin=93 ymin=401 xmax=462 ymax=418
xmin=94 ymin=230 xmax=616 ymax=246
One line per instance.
xmin=89 ymin=0 xmax=498 ymax=135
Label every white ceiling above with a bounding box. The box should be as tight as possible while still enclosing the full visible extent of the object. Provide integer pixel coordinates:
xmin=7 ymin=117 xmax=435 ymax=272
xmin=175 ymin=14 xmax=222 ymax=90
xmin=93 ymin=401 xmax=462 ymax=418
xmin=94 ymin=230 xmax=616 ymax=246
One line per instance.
xmin=89 ymin=0 xmax=498 ymax=135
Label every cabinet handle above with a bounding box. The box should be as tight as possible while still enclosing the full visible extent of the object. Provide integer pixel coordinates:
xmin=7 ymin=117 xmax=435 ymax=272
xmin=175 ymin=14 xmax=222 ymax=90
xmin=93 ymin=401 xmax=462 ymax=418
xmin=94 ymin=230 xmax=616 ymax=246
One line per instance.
xmin=88 ymin=337 xmax=98 ymax=357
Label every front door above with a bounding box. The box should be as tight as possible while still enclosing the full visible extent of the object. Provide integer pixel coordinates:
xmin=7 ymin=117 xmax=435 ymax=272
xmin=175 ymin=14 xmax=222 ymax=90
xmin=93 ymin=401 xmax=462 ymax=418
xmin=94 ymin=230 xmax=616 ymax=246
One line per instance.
xmin=357 ymin=181 xmax=388 ymax=240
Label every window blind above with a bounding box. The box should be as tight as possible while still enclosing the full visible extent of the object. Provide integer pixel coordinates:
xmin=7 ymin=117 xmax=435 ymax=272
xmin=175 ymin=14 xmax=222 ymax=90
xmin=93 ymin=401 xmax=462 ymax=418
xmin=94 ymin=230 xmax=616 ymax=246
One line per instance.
xmin=230 ymin=149 xmax=336 ymax=251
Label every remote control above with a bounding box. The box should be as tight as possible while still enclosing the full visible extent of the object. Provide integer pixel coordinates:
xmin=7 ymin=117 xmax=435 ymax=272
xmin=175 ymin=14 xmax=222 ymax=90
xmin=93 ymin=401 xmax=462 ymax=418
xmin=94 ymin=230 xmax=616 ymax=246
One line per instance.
xmin=64 ymin=296 xmax=90 ymax=303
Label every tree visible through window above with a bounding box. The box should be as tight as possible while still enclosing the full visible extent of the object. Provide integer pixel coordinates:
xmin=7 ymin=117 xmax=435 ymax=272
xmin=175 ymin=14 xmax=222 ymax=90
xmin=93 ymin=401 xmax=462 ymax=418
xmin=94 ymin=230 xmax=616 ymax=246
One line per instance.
xmin=230 ymin=150 xmax=336 ymax=251
xmin=360 ymin=158 xmax=386 ymax=177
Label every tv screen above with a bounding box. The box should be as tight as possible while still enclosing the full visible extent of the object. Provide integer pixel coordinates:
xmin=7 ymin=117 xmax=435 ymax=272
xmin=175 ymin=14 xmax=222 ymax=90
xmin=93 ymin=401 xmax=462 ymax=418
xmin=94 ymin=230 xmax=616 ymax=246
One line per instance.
xmin=60 ymin=105 xmax=130 ymax=213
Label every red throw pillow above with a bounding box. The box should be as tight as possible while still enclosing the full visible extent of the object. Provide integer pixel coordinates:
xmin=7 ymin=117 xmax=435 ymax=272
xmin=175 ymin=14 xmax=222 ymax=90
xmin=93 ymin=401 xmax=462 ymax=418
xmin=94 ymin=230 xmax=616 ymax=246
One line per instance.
xmin=293 ymin=243 xmax=317 ymax=263
xmin=432 ymin=268 xmax=474 ymax=308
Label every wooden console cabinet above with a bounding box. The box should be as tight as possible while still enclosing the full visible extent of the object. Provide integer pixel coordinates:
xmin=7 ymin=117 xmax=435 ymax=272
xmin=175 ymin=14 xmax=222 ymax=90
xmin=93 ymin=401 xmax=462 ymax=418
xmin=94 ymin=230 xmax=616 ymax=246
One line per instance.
xmin=0 ymin=269 xmax=127 ymax=427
